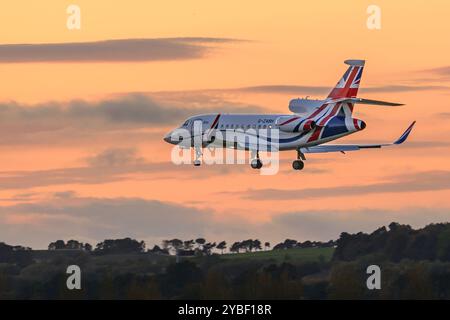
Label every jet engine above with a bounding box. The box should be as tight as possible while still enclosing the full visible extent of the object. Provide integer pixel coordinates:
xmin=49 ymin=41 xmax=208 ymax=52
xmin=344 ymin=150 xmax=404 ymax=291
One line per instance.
xmin=274 ymin=116 xmax=316 ymax=133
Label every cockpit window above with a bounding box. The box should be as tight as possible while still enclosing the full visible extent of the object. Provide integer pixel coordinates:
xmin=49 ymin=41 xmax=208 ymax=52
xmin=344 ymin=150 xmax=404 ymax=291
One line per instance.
xmin=182 ymin=120 xmax=189 ymax=127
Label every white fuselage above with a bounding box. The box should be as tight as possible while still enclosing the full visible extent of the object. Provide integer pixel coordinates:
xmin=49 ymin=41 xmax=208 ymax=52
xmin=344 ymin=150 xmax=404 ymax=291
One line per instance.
xmin=165 ymin=113 xmax=364 ymax=151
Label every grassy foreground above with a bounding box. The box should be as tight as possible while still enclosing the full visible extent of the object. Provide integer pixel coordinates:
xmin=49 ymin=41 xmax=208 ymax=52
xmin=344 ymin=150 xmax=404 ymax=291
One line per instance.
xmin=220 ymin=247 xmax=335 ymax=263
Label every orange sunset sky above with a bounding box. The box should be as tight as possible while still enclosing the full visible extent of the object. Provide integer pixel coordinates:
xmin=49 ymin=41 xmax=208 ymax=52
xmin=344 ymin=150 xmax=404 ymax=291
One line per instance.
xmin=0 ymin=0 xmax=449 ymax=248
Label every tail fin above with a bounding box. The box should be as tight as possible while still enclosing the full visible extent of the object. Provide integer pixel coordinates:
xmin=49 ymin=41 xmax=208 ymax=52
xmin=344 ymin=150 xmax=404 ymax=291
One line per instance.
xmin=327 ymin=59 xmax=365 ymax=99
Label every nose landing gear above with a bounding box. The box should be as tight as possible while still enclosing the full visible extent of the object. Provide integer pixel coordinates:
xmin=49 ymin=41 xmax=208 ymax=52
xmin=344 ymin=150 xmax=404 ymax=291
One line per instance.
xmin=250 ymin=150 xmax=263 ymax=169
xmin=251 ymin=159 xmax=263 ymax=169
xmin=193 ymin=146 xmax=202 ymax=166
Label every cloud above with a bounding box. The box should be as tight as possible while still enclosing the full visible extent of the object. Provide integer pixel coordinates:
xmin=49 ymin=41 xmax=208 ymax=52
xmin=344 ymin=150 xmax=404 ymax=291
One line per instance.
xmin=0 ymin=166 xmax=133 ymax=190
xmin=235 ymin=85 xmax=329 ymax=95
xmin=265 ymin=207 xmax=450 ymax=241
xmin=0 ymin=192 xmax=39 ymax=202
xmin=436 ymin=112 xmax=450 ymax=118
xmin=228 ymin=84 xmax=450 ymax=95
xmin=0 ymin=93 xmax=264 ymax=128
xmin=0 ymin=194 xmax=449 ymax=249
xmin=423 ymin=66 xmax=450 ymax=79
xmin=0 ymin=147 xmax=155 ymax=190
xmin=0 ymin=38 xmax=239 ymax=63
xmin=238 ymin=170 xmax=450 ymax=200
xmin=53 ymin=191 xmax=77 ymax=199
xmin=0 ymin=197 xmax=213 ymax=248
xmin=0 ymin=147 xmax=251 ymax=190
xmin=361 ymin=85 xmax=450 ymax=93
xmin=85 ymin=148 xmax=144 ymax=167
xmin=408 ymin=66 xmax=450 ymax=83
xmin=0 ymin=93 xmax=266 ymax=146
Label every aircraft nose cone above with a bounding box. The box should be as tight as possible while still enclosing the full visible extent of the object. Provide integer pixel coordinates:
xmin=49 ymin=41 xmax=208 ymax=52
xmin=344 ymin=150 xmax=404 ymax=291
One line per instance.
xmin=163 ymin=132 xmax=172 ymax=143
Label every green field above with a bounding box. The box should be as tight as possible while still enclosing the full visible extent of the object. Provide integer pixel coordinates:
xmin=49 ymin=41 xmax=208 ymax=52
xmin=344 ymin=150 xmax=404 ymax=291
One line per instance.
xmin=220 ymin=247 xmax=335 ymax=263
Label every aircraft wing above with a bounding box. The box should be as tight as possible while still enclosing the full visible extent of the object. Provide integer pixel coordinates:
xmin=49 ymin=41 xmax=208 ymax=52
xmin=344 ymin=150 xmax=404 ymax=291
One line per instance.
xmin=300 ymin=121 xmax=416 ymax=154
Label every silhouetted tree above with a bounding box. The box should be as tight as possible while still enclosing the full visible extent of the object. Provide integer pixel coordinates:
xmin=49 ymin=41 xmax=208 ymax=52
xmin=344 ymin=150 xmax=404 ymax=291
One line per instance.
xmin=169 ymin=239 xmax=183 ymax=250
xmin=253 ymin=239 xmax=262 ymax=251
xmin=48 ymin=240 xmax=66 ymax=250
xmin=298 ymin=240 xmax=313 ymax=248
xmin=66 ymin=240 xmax=82 ymax=250
xmin=230 ymin=241 xmax=241 ymax=253
xmin=95 ymin=238 xmax=145 ymax=254
xmin=273 ymin=239 xmax=298 ymax=250
xmin=149 ymin=245 xmax=169 ymax=255
xmin=203 ymin=242 xmax=216 ymax=255
xmin=240 ymin=239 xmax=254 ymax=252
xmin=183 ymin=240 xmax=195 ymax=250
xmin=216 ymin=241 xmax=227 ymax=254
xmin=331 ymin=222 xmax=450 ymax=262
xmin=195 ymin=238 xmax=206 ymax=250
xmin=0 ymin=242 xmax=32 ymax=266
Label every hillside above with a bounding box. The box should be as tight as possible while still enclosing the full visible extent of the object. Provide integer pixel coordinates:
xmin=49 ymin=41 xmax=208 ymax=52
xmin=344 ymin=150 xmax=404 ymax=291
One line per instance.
xmin=220 ymin=247 xmax=334 ymax=263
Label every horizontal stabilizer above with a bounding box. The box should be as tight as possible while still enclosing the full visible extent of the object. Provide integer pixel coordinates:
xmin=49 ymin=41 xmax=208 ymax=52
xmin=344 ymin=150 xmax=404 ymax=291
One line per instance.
xmin=338 ymin=97 xmax=404 ymax=106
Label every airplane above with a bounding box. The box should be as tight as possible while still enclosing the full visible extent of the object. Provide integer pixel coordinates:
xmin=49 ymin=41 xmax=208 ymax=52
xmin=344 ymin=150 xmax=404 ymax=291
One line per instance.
xmin=163 ymin=59 xmax=416 ymax=170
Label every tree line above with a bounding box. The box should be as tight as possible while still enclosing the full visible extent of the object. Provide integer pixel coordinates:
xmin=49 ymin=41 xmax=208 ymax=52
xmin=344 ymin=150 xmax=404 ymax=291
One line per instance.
xmin=334 ymin=222 xmax=450 ymax=262
xmin=13 ymin=221 xmax=450 ymax=262
xmin=1 ymin=237 xmax=336 ymax=259
xmin=7 ymin=221 xmax=449 ymax=262
xmin=43 ymin=237 xmax=336 ymax=256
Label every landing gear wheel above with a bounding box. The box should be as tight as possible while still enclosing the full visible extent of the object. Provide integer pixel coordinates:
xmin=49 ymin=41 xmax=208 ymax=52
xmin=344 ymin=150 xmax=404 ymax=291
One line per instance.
xmin=251 ymin=159 xmax=263 ymax=169
xmin=193 ymin=160 xmax=201 ymax=166
xmin=250 ymin=150 xmax=262 ymax=169
xmin=292 ymin=160 xmax=304 ymax=170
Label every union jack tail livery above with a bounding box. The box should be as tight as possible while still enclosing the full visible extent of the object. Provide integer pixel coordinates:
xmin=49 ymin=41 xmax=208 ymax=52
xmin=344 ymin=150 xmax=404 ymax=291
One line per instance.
xmin=327 ymin=59 xmax=365 ymax=99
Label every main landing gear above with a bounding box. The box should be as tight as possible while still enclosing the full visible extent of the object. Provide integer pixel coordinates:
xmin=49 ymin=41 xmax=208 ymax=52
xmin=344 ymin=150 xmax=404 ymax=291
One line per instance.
xmin=292 ymin=149 xmax=306 ymax=171
xmin=250 ymin=150 xmax=263 ymax=169
xmin=193 ymin=146 xmax=202 ymax=166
